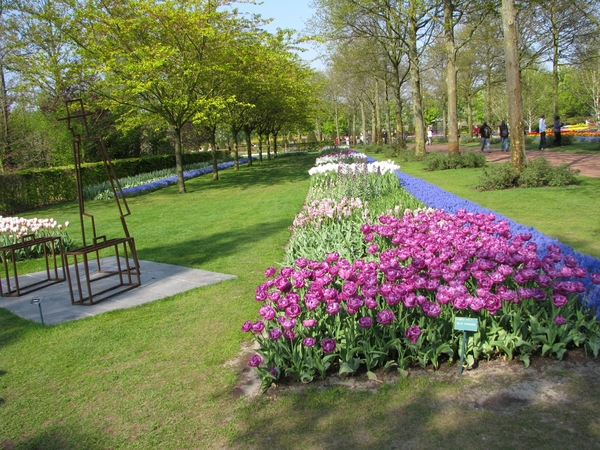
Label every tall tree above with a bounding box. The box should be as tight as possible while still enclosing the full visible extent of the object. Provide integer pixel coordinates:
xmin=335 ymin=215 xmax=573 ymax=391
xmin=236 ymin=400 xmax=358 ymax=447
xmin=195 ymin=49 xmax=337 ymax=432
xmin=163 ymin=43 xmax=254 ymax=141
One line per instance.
xmin=502 ymin=0 xmax=525 ymax=170
xmin=75 ymin=0 xmax=240 ymax=193
xmin=532 ymin=0 xmax=599 ymax=117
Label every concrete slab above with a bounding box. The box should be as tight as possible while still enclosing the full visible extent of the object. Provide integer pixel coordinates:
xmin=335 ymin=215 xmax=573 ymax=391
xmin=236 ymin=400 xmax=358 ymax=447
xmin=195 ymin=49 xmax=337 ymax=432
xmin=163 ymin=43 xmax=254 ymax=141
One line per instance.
xmin=0 ymin=259 xmax=237 ymax=325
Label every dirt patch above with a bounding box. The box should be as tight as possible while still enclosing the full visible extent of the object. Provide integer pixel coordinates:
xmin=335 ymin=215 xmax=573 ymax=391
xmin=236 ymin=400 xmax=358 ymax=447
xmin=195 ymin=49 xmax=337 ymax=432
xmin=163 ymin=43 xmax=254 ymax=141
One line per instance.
xmin=227 ymin=345 xmax=600 ymax=412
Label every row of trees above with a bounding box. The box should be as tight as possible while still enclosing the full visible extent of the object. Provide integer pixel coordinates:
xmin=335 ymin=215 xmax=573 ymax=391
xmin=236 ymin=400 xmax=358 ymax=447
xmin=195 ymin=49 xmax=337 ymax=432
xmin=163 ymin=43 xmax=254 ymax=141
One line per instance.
xmin=310 ymin=0 xmax=600 ymax=169
xmin=0 ymin=0 xmax=318 ymax=192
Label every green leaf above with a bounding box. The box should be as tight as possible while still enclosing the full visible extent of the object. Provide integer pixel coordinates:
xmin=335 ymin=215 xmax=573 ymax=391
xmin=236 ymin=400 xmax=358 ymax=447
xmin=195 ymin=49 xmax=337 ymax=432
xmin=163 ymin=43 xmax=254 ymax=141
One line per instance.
xmin=339 ymin=362 xmax=356 ymax=376
xmin=366 ymin=371 xmax=379 ymax=381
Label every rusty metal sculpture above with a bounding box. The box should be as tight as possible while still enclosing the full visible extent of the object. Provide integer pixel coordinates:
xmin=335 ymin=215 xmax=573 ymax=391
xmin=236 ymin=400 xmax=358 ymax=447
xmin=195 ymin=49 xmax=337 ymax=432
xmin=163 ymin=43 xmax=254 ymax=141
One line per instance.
xmin=0 ymin=234 xmax=65 ymax=297
xmin=60 ymin=99 xmax=141 ymax=305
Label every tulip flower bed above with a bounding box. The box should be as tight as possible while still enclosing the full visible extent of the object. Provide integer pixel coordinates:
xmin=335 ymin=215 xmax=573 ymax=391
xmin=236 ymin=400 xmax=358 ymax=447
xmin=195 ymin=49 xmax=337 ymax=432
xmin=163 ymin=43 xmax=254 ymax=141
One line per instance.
xmin=243 ymin=151 xmax=600 ymax=390
xmin=0 ymin=216 xmax=74 ymax=261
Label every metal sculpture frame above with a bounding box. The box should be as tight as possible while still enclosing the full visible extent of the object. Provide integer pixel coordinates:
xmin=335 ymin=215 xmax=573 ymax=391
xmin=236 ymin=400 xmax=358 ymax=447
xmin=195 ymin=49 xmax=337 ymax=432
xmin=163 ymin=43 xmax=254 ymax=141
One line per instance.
xmin=0 ymin=234 xmax=65 ymax=297
xmin=59 ymin=99 xmax=141 ymax=305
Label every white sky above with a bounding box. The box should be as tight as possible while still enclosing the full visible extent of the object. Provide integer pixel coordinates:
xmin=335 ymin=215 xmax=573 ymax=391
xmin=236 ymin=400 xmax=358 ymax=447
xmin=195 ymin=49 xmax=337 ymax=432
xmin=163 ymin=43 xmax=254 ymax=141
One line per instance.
xmin=231 ymin=0 xmax=325 ymax=71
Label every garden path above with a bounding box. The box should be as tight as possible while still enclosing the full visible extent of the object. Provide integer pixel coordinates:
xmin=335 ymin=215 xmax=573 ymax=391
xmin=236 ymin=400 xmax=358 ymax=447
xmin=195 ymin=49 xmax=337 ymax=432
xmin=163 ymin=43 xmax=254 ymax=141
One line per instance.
xmin=421 ymin=144 xmax=600 ymax=178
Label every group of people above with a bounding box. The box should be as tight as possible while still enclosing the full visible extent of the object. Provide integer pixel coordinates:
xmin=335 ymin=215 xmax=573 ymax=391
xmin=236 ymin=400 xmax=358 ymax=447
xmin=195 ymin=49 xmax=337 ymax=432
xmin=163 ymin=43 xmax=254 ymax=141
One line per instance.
xmin=538 ymin=114 xmax=563 ymax=150
xmin=478 ymin=114 xmax=563 ymax=153
xmin=479 ymin=121 xmax=509 ymax=153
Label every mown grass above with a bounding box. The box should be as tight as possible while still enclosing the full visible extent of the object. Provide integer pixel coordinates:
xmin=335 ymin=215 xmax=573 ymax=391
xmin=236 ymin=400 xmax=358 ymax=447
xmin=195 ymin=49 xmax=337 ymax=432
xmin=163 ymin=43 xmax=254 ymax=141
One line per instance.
xmin=1 ymin=152 xmax=600 ymax=449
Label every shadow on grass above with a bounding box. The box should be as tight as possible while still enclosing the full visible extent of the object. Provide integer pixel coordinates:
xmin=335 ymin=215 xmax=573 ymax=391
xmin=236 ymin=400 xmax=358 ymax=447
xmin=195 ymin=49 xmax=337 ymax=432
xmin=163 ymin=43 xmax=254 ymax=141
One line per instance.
xmin=0 ymin=423 xmax=121 ymax=450
xmin=230 ymin=363 xmax=600 ymax=450
xmin=0 ymin=308 xmax=40 ymax=349
xmin=136 ymin=218 xmax=293 ymax=268
xmin=185 ymin=154 xmax=315 ymax=193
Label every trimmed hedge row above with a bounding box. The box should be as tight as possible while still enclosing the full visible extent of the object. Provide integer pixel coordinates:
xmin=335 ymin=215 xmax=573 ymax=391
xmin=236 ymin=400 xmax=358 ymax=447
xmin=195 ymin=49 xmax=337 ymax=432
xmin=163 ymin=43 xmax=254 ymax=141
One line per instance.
xmin=0 ymin=151 xmax=228 ymax=214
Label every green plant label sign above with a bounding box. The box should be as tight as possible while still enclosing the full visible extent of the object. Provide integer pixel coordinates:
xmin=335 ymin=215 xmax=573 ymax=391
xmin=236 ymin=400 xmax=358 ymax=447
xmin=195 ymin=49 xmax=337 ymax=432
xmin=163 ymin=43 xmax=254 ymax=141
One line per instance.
xmin=454 ymin=317 xmax=478 ymax=332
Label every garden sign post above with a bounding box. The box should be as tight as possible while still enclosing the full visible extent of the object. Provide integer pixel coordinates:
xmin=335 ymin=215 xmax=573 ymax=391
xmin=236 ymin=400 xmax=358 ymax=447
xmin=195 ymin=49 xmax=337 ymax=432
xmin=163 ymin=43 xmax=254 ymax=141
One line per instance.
xmin=454 ymin=317 xmax=478 ymax=375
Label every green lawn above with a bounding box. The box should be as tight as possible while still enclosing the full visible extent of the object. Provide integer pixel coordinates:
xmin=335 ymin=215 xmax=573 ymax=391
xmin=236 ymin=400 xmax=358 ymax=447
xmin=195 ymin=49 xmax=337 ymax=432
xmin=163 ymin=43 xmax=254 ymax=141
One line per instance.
xmin=1 ymin=153 xmax=600 ymax=449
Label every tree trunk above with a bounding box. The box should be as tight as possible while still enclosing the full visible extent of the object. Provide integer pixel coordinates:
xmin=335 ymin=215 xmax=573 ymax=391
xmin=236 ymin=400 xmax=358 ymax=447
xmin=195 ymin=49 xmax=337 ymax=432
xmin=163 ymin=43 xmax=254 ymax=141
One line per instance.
xmin=352 ymin=110 xmax=357 ymax=145
xmin=210 ymin=129 xmax=219 ymax=180
xmin=551 ymin=7 xmax=560 ymax=118
xmin=173 ymin=126 xmax=186 ymax=193
xmin=394 ymin=85 xmax=406 ymax=150
xmin=244 ymin=126 xmax=253 ymax=166
xmin=258 ymin=133 xmax=263 ymax=163
xmin=360 ymin=101 xmax=367 ymax=145
xmin=375 ymin=79 xmax=381 ymax=144
xmin=273 ymin=131 xmax=278 ymax=157
xmin=371 ymin=102 xmax=376 ymax=146
xmin=0 ymin=62 xmax=9 ymax=173
xmin=408 ymin=37 xmax=426 ymax=155
xmin=502 ymin=0 xmax=526 ymax=171
xmin=267 ymin=134 xmax=271 ymax=160
xmin=335 ymin=105 xmax=340 ymax=142
xmin=384 ymin=79 xmax=391 ymax=144
xmin=232 ymin=129 xmax=239 ymax=171
xmin=467 ymin=100 xmax=474 ymax=138
xmin=444 ymin=0 xmax=459 ymax=155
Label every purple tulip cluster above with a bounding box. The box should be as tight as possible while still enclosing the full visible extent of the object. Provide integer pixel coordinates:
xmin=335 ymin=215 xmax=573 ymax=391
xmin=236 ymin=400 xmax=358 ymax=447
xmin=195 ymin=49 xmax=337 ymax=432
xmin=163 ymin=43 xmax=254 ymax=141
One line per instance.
xmin=384 ymin=158 xmax=600 ymax=317
xmin=244 ymin=207 xmax=600 ymax=372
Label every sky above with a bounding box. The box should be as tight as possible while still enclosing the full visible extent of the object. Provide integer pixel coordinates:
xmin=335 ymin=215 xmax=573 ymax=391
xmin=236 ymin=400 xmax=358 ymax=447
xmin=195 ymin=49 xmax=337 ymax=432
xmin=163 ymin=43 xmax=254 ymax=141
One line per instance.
xmin=231 ymin=0 xmax=326 ymax=71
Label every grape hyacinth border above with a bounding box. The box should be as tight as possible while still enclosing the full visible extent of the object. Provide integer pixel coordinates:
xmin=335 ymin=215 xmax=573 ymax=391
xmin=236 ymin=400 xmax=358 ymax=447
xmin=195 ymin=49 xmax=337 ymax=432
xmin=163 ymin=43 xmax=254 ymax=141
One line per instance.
xmin=120 ymin=158 xmax=252 ymax=197
xmin=361 ymin=154 xmax=600 ymax=317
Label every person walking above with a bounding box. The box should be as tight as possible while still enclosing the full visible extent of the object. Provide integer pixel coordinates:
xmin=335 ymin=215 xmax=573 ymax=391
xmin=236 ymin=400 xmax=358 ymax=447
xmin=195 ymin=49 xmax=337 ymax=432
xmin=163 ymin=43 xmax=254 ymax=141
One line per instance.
xmin=427 ymin=125 xmax=433 ymax=145
xmin=539 ymin=114 xmax=547 ymax=150
xmin=553 ymin=115 xmax=563 ymax=147
xmin=499 ymin=120 xmax=509 ymax=152
xmin=480 ymin=121 xmax=492 ymax=152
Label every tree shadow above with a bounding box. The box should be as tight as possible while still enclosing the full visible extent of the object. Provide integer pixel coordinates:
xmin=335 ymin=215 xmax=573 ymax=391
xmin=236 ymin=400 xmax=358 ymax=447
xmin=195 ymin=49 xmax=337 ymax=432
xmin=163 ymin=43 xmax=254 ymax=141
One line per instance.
xmin=0 ymin=423 xmax=122 ymax=450
xmin=136 ymin=218 xmax=294 ymax=268
xmin=185 ymin=154 xmax=314 ymax=192
xmin=229 ymin=356 xmax=600 ymax=449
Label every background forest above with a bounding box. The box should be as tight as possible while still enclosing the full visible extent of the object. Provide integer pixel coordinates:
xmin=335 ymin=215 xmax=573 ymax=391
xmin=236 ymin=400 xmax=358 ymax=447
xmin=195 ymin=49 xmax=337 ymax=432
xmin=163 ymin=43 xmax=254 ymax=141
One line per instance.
xmin=0 ymin=0 xmax=599 ymax=173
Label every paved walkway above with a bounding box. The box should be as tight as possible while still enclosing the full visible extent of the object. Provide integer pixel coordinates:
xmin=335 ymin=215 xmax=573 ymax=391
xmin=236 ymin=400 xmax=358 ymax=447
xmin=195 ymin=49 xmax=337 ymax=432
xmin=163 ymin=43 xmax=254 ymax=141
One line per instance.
xmin=419 ymin=144 xmax=600 ymax=178
xmin=0 ymin=259 xmax=237 ymax=325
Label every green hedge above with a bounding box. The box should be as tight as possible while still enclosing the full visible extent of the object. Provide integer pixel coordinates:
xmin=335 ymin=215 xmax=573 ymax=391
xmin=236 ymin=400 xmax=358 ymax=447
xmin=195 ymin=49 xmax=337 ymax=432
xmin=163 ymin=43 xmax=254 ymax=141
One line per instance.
xmin=0 ymin=151 xmax=228 ymax=215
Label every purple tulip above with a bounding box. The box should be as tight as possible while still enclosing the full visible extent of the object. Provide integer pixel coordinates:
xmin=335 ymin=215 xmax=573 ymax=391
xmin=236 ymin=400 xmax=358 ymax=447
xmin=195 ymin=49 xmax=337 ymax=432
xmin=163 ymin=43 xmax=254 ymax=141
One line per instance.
xmin=241 ymin=320 xmax=253 ymax=332
xmin=248 ymin=354 xmax=262 ymax=367
xmin=252 ymin=321 xmax=265 ymax=333
xmin=564 ymin=255 xmax=578 ymax=268
xmin=358 ymin=316 xmax=373 ymax=328
xmin=255 ymin=286 xmax=268 ymax=301
xmin=365 ymin=297 xmax=378 ymax=309
xmin=269 ymin=328 xmax=283 ymax=340
xmin=264 ymin=267 xmax=277 ymax=278
xmin=552 ymin=293 xmax=568 ymax=307
xmin=405 ymin=325 xmax=422 ymax=344
xmin=591 ymin=273 xmax=600 ymax=284
xmin=326 ymin=252 xmax=339 ymax=261
xmin=422 ymin=301 xmax=442 ymax=317
xmin=554 ymin=316 xmax=567 ymax=326
xmin=303 ymin=319 xmax=317 ymax=327
xmin=342 ymin=281 xmax=358 ymax=296
xmin=268 ymin=290 xmax=281 ymax=302
xmin=326 ymin=302 xmax=341 ymax=315
xmin=303 ymin=337 xmax=316 ymax=347
xmin=280 ymin=318 xmax=296 ymax=330
xmin=258 ymin=305 xmax=276 ymax=321
xmin=285 ymin=303 xmax=302 ymax=319
xmin=321 ymin=338 xmax=337 ymax=353
xmin=295 ymin=257 xmax=309 ymax=268
xmin=376 ymin=309 xmax=395 ymax=325
xmin=280 ymin=267 xmax=294 ymax=277
xmin=284 ymin=330 xmax=296 ymax=340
